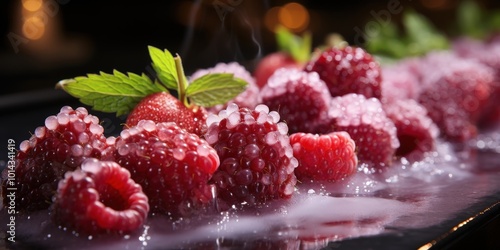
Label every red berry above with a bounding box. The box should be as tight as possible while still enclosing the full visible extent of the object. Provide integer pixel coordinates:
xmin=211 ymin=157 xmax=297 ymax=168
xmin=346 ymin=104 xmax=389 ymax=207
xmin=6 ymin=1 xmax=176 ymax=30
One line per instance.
xmin=125 ymin=92 xmax=208 ymax=136
xmin=253 ymin=52 xmax=303 ymax=89
xmin=290 ymin=132 xmax=357 ymax=182
xmin=260 ymin=68 xmax=331 ymax=133
xmin=305 ymin=46 xmax=382 ymax=98
xmin=205 ymin=103 xmax=298 ymax=208
xmin=380 ymin=62 xmax=421 ymax=104
xmin=417 ymin=52 xmax=493 ymax=142
xmin=318 ymin=94 xmax=399 ymax=168
xmin=114 ymin=120 xmax=219 ymax=216
xmin=383 ymin=99 xmax=439 ymax=162
xmin=1 ymin=106 xmax=114 ymax=211
xmin=52 ymin=159 xmax=149 ymax=235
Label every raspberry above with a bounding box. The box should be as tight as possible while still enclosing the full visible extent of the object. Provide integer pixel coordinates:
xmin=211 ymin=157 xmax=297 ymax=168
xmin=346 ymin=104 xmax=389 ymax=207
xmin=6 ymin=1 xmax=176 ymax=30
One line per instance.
xmin=305 ymin=46 xmax=382 ymax=98
xmin=204 ymin=103 xmax=298 ymax=208
xmin=260 ymin=68 xmax=331 ymax=133
xmin=52 ymin=159 xmax=149 ymax=235
xmin=1 ymin=106 xmax=114 ymax=211
xmin=453 ymin=38 xmax=500 ymax=128
xmin=318 ymin=94 xmax=399 ymax=168
xmin=383 ymin=99 xmax=439 ymax=162
xmin=114 ymin=120 xmax=219 ymax=216
xmin=417 ymin=52 xmax=493 ymax=141
xmin=290 ymin=132 xmax=357 ymax=182
xmin=190 ymin=62 xmax=260 ymax=114
xmin=380 ymin=63 xmax=420 ymax=104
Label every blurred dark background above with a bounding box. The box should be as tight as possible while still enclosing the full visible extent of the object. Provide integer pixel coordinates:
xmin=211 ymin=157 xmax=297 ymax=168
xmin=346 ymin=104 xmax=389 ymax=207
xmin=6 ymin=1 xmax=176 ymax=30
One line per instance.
xmin=1 ymin=0 xmax=499 ymax=100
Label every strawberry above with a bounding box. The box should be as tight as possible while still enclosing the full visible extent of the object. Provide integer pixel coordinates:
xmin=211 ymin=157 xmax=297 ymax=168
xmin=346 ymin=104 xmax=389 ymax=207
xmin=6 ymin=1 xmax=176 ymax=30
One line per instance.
xmin=125 ymin=92 xmax=208 ymax=136
xmin=58 ymin=46 xmax=248 ymax=137
xmin=305 ymin=46 xmax=382 ymax=99
xmin=290 ymin=132 xmax=357 ymax=182
xmin=254 ymin=52 xmax=304 ymax=89
xmin=253 ymin=27 xmax=311 ymax=88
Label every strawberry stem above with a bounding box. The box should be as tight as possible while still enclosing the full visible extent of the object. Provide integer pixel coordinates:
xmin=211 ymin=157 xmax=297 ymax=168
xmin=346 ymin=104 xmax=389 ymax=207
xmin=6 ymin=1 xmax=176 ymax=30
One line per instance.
xmin=174 ymin=54 xmax=189 ymax=106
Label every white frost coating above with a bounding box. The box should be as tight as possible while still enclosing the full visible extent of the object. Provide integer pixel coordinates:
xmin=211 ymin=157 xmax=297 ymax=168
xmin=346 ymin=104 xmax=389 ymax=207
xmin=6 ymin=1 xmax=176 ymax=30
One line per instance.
xmin=141 ymin=120 xmax=156 ymax=132
xmin=81 ymin=158 xmax=101 ymax=175
xmin=256 ymin=111 xmax=267 ymax=124
xmin=265 ymin=132 xmax=278 ymax=145
xmin=227 ymin=112 xmax=241 ymax=129
xmin=70 ymin=170 xmax=86 ymax=181
xmin=244 ymin=113 xmax=255 ymax=124
xmin=57 ymin=113 xmax=70 ymax=125
xmin=225 ymin=103 xmax=240 ymax=114
xmin=45 ymin=116 xmax=58 ymax=130
xmin=172 ymin=148 xmax=186 ymax=161
xmin=72 ymin=120 xmax=86 ymax=133
xmin=206 ymin=114 xmax=221 ymax=127
xmin=218 ymin=110 xmax=229 ymax=120
xmin=60 ymin=106 xmax=73 ymax=114
xmin=71 ymin=144 xmax=84 ymax=157
xmin=118 ymin=144 xmax=130 ymax=156
xmin=89 ymin=124 xmax=104 ymax=135
xmin=78 ymin=133 xmax=90 ymax=144
xmin=277 ymin=122 xmax=288 ymax=135
xmin=34 ymin=126 xmax=46 ymax=138
xmin=254 ymin=104 xmax=269 ymax=114
xmin=19 ymin=140 xmax=30 ymax=152
xmin=269 ymin=111 xmax=280 ymax=123
xmin=197 ymin=145 xmax=210 ymax=157
xmin=75 ymin=107 xmax=88 ymax=116
xmin=106 ymin=136 xmax=116 ymax=145
xmin=205 ymin=128 xmax=219 ymax=145
xmin=128 ymin=127 xmax=140 ymax=136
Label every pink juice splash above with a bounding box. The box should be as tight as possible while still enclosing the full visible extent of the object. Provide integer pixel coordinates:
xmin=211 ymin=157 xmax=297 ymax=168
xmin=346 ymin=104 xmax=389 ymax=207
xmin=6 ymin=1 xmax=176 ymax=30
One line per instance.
xmin=2 ymin=131 xmax=500 ymax=250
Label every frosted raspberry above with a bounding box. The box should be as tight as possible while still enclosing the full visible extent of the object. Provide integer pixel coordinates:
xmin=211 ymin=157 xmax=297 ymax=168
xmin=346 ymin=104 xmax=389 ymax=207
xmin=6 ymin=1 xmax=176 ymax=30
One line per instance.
xmin=1 ymin=106 xmax=114 ymax=211
xmin=318 ymin=94 xmax=399 ymax=168
xmin=260 ymin=68 xmax=331 ymax=133
xmin=383 ymin=99 xmax=439 ymax=162
xmin=418 ymin=51 xmax=494 ymax=141
xmin=305 ymin=46 xmax=382 ymax=98
xmin=52 ymin=159 xmax=149 ymax=235
xmin=205 ymin=103 xmax=297 ymax=208
xmin=114 ymin=120 xmax=219 ymax=217
xmin=380 ymin=63 xmax=421 ymax=104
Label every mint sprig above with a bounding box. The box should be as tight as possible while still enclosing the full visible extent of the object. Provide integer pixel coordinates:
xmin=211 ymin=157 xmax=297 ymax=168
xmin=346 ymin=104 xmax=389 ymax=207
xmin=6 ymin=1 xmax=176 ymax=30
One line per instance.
xmin=57 ymin=71 xmax=166 ymax=116
xmin=57 ymin=46 xmax=248 ymax=116
xmin=187 ymin=73 xmax=247 ymax=107
xmin=275 ymin=26 xmax=311 ymax=63
xmin=148 ymin=46 xmax=178 ymax=90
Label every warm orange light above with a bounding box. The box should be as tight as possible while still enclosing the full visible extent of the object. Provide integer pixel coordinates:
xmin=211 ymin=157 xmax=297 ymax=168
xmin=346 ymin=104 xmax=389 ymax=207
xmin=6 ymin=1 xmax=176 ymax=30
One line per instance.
xmin=278 ymin=2 xmax=309 ymax=32
xmin=22 ymin=0 xmax=43 ymax=12
xmin=264 ymin=6 xmax=281 ymax=32
xmin=22 ymin=16 xmax=45 ymax=40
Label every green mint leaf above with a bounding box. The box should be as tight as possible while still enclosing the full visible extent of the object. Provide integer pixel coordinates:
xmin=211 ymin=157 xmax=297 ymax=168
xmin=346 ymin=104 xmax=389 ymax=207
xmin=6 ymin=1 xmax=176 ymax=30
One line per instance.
xmin=57 ymin=70 xmax=165 ymax=116
xmin=148 ymin=46 xmax=178 ymax=90
xmin=276 ymin=26 xmax=311 ymax=63
xmin=457 ymin=0 xmax=485 ymax=39
xmin=185 ymin=73 xmax=247 ymax=107
xmin=403 ymin=10 xmax=449 ymax=56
